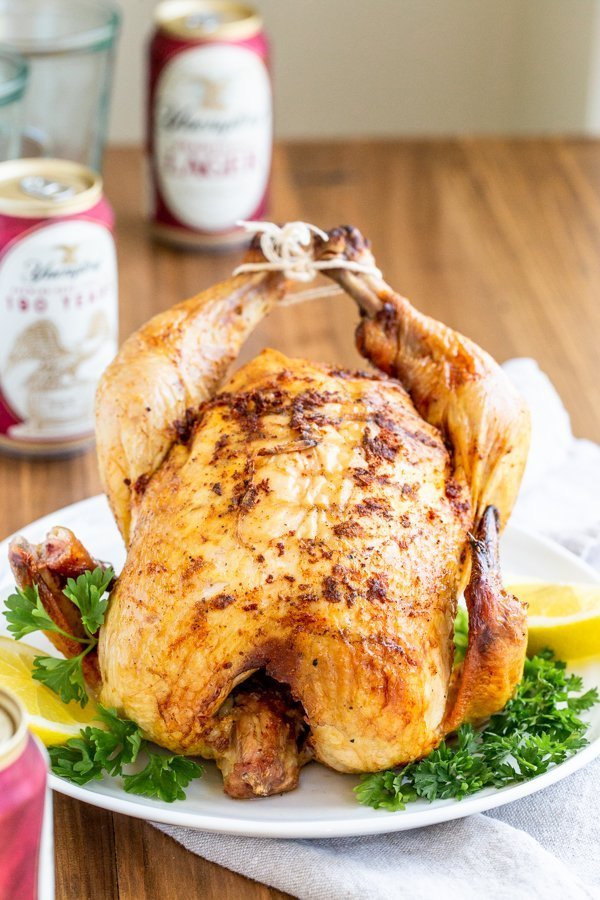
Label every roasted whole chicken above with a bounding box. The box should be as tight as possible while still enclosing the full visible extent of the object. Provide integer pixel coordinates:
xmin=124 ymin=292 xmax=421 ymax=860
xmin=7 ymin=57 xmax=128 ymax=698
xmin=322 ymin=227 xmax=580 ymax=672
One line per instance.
xmin=9 ymin=224 xmax=531 ymax=799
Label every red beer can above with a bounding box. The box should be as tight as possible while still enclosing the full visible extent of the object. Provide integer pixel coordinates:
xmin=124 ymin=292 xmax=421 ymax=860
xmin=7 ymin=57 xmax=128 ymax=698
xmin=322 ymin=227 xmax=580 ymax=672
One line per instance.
xmin=148 ymin=1 xmax=272 ymax=250
xmin=0 ymin=159 xmax=118 ymax=458
xmin=0 ymin=688 xmax=48 ymax=900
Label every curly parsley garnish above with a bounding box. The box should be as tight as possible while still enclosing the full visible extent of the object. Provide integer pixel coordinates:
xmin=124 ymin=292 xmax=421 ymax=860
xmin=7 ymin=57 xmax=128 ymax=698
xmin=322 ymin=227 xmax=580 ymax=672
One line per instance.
xmin=49 ymin=706 xmax=203 ymax=802
xmin=3 ymin=567 xmax=114 ymax=707
xmin=355 ymin=650 xmax=599 ymax=811
xmin=123 ymin=753 xmax=203 ymax=803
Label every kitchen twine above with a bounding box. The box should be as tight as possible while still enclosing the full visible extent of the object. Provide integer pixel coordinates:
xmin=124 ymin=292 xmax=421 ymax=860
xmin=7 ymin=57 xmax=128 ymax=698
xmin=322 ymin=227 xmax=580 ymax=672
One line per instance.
xmin=232 ymin=221 xmax=382 ymax=286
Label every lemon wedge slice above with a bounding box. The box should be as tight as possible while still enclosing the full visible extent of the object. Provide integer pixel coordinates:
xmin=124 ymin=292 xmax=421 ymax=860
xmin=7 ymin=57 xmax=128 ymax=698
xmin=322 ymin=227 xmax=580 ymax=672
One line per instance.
xmin=508 ymin=582 xmax=600 ymax=661
xmin=0 ymin=635 xmax=99 ymax=745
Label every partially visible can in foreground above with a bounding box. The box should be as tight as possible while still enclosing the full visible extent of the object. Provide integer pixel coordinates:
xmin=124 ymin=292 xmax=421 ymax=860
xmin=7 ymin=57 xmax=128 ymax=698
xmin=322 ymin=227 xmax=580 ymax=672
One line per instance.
xmin=0 ymin=688 xmax=47 ymax=900
xmin=0 ymin=158 xmax=118 ymax=458
xmin=148 ymin=1 xmax=272 ymax=250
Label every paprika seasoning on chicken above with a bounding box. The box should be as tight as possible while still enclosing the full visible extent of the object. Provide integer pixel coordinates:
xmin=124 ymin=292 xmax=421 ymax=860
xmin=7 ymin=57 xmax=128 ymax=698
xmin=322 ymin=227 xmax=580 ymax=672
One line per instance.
xmin=0 ymin=158 xmax=118 ymax=458
xmin=148 ymin=1 xmax=272 ymax=249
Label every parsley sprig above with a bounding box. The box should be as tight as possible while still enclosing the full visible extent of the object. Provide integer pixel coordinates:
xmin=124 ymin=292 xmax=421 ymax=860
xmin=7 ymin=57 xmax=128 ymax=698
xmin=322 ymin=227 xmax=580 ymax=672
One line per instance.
xmin=49 ymin=706 xmax=204 ymax=802
xmin=3 ymin=567 xmax=114 ymax=707
xmin=355 ymin=650 xmax=599 ymax=811
xmin=123 ymin=753 xmax=203 ymax=803
xmin=453 ymin=605 xmax=469 ymax=664
xmin=62 ymin=568 xmax=113 ymax=635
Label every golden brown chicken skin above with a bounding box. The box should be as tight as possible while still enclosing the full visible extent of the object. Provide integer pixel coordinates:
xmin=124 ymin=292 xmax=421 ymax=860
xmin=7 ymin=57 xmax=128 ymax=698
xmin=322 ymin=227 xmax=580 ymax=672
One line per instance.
xmin=99 ymin=350 xmax=472 ymax=773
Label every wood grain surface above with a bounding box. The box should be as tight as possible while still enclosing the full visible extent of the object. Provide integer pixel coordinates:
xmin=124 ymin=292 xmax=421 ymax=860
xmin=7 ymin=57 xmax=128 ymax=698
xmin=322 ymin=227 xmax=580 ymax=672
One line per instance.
xmin=1 ymin=141 xmax=599 ymax=898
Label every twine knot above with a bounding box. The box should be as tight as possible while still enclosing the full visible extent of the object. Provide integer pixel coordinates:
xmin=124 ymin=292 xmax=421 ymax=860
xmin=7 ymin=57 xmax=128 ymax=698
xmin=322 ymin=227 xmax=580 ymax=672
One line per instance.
xmin=232 ymin=221 xmax=382 ymax=283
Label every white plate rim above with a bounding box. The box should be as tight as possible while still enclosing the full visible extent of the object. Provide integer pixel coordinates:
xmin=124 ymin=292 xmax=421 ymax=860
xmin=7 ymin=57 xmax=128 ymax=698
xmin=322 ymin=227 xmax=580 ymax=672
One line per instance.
xmin=47 ymin=736 xmax=600 ymax=838
xmin=1 ymin=494 xmax=599 ymax=839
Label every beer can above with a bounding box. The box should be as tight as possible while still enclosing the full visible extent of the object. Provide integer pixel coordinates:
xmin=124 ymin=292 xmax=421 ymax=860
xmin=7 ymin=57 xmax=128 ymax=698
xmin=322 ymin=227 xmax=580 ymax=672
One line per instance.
xmin=148 ymin=1 xmax=272 ymax=250
xmin=0 ymin=688 xmax=48 ymax=900
xmin=0 ymin=159 xmax=118 ymax=458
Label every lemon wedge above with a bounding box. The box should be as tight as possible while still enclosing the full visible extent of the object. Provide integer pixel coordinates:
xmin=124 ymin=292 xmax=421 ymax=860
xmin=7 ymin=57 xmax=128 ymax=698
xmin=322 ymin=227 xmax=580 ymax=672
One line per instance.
xmin=508 ymin=582 xmax=600 ymax=661
xmin=0 ymin=635 xmax=99 ymax=745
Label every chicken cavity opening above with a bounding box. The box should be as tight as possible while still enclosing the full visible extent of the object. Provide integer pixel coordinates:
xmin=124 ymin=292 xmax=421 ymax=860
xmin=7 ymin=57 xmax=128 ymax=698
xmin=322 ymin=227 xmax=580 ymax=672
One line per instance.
xmin=213 ymin=673 xmax=311 ymax=799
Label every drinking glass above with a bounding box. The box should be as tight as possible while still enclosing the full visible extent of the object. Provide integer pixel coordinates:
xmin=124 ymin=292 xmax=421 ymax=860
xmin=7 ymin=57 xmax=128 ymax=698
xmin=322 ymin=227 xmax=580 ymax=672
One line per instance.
xmin=0 ymin=48 xmax=27 ymax=161
xmin=0 ymin=0 xmax=120 ymax=171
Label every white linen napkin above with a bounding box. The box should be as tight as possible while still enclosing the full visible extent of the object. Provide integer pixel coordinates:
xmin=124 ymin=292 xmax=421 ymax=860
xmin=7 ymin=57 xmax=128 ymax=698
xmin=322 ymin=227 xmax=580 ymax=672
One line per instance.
xmin=155 ymin=359 xmax=600 ymax=900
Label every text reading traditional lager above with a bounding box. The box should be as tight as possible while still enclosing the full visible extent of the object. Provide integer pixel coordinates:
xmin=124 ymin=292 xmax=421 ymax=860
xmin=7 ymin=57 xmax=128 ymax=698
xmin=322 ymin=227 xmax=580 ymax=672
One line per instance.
xmin=148 ymin=1 xmax=272 ymax=249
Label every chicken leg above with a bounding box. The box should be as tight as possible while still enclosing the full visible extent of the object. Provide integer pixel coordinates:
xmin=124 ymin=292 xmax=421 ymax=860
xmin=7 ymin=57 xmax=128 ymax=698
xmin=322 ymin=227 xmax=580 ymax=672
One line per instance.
xmin=317 ymin=226 xmax=529 ymax=725
xmin=318 ymin=226 xmax=531 ymax=530
xmin=96 ymin=249 xmax=289 ymax=545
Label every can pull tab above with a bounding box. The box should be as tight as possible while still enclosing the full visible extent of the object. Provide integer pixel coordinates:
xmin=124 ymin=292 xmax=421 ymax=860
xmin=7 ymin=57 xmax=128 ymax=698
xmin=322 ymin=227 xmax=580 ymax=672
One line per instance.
xmin=19 ymin=176 xmax=76 ymax=203
xmin=184 ymin=12 xmax=223 ymax=32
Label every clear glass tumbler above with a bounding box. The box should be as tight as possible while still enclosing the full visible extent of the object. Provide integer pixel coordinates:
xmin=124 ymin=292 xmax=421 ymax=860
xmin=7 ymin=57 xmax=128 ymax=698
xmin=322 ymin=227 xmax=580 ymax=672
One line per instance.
xmin=0 ymin=0 xmax=120 ymax=171
xmin=0 ymin=48 xmax=27 ymax=161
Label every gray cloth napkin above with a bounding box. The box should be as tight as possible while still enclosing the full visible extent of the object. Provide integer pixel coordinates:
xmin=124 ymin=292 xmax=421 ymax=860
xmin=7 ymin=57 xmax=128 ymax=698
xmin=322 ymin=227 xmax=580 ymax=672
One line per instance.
xmin=155 ymin=359 xmax=600 ymax=900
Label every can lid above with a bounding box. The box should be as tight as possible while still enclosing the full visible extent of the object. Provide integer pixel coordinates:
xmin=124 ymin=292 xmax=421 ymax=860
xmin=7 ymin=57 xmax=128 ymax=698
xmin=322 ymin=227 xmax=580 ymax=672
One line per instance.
xmin=155 ymin=1 xmax=262 ymax=42
xmin=0 ymin=688 xmax=27 ymax=773
xmin=0 ymin=158 xmax=103 ymax=219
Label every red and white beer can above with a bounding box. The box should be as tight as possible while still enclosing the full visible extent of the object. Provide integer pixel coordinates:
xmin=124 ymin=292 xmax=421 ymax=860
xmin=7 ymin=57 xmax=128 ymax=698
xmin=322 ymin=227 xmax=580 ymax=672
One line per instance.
xmin=0 ymin=688 xmax=48 ymax=900
xmin=148 ymin=1 xmax=272 ymax=250
xmin=0 ymin=159 xmax=118 ymax=458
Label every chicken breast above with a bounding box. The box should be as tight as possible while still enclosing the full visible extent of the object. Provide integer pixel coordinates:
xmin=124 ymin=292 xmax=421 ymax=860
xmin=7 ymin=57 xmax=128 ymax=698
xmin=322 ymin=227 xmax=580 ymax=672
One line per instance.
xmin=99 ymin=348 xmax=471 ymax=772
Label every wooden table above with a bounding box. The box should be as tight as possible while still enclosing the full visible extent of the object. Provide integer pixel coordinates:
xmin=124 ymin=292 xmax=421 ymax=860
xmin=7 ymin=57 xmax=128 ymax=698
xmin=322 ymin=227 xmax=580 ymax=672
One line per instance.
xmin=2 ymin=140 xmax=600 ymax=898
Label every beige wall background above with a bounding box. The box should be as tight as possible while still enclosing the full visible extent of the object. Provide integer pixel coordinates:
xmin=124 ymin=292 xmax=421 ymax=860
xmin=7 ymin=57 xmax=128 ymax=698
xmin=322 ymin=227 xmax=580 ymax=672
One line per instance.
xmin=110 ymin=0 xmax=600 ymax=143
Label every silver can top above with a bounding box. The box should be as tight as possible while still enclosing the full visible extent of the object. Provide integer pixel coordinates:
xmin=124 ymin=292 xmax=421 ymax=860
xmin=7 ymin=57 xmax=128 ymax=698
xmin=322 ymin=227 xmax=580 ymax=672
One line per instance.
xmin=0 ymin=687 xmax=27 ymax=772
xmin=0 ymin=158 xmax=103 ymax=219
xmin=155 ymin=1 xmax=262 ymax=42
